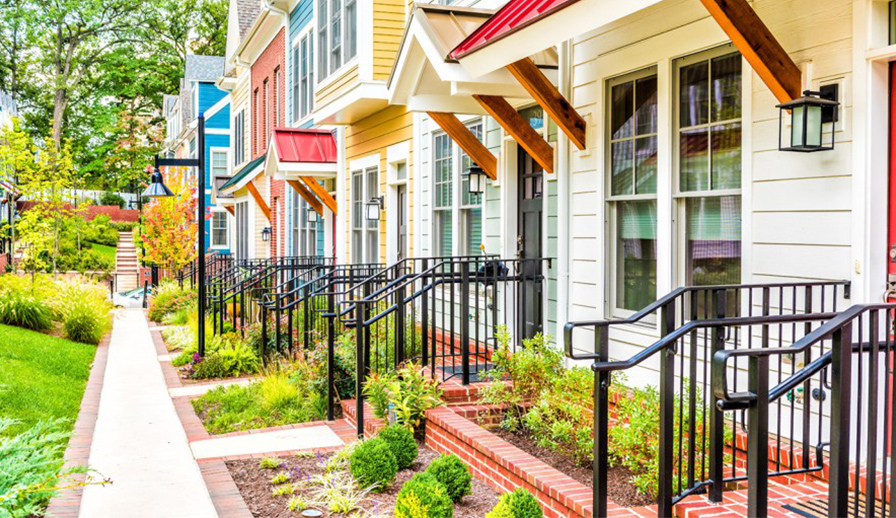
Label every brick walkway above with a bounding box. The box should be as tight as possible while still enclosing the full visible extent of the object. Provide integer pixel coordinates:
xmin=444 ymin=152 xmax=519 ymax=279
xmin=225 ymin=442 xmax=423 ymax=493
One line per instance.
xmin=78 ymin=309 xmax=217 ymax=517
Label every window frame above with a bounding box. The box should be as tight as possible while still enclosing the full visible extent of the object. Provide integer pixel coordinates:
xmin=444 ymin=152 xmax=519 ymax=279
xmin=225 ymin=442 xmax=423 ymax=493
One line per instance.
xmin=210 ymin=209 xmax=230 ymax=249
xmin=431 ymin=118 xmax=484 ymax=257
xmin=605 ymin=67 xmax=659 ymax=318
xmin=317 ymin=0 xmax=358 ymax=83
xmin=292 ymin=27 xmax=315 ymax=125
xmin=672 ymin=44 xmax=744 ymax=288
xmin=233 ymin=110 xmax=245 ymax=166
xmin=350 ymin=163 xmax=380 ymax=263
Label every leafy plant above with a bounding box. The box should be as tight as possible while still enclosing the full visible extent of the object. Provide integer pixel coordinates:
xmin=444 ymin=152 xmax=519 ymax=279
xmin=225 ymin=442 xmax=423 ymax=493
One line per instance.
xmin=62 ymin=299 xmax=110 ymax=344
xmin=259 ymin=373 xmax=299 ymax=411
xmin=394 ymin=472 xmax=454 ymax=518
xmin=426 ymin=453 xmax=472 ymax=503
xmin=217 ymin=342 xmax=260 ymax=376
xmin=191 ymin=354 xmax=227 ymax=379
xmin=0 ymin=291 xmax=52 ymax=331
xmin=349 ymin=437 xmax=398 ymax=491
xmin=363 ymin=363 xmax=443 ymax=430
xmin=487 ymin=488 xmax=542 ymax=518
xmin=270 ymin=471 xmax=290 ymax=485
xmin=522 ymin=366 xmax=594 ymax=464
xmin=271 ymin=483 xmax=294 ymax=496
xmin=286 ymin=495 xmax=309 ymax=512
xmin=378 ymin=423 xmax=418 ymax=470
xmin=310 ymin=469 xmax=373 ymax=514
xmin=259 ymin=457 xmax=281 ymax=470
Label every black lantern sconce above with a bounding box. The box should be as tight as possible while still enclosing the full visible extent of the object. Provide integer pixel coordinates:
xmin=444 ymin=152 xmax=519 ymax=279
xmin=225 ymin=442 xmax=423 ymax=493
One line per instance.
xmin=261 ymin=226 xmax=272 ymax=242
xmin=464 ymin=164 xmax=487 ymax=195
xmin=777 ymin=86 xmax=839 ymax=153
xmin=366 ymin=196 xmax=384 ymax=222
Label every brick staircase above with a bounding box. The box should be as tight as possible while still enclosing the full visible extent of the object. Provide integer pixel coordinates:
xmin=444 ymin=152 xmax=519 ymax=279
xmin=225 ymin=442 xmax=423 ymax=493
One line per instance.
xmin=114 ymin=232 xmax=139 ymax=293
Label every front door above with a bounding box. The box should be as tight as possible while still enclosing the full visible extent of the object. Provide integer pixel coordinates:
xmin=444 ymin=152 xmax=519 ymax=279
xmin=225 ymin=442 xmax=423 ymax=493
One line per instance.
xmin=517 ymin=145 xmax=543 ymax=340
xmin=396 ymin=184 xmax=408 ymax=260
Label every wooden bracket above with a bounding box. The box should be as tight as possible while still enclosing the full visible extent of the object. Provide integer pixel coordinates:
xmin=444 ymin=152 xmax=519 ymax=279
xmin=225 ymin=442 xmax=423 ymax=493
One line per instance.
xmin=300 ymin=177 xmax=338 ymax=215
xmin=699 ymin=0 xmax=801 ymax=103
xmin=287 ymin=180 xmax=324 ymax=216
xmin=246 ymin=180 xmax=272 ymax=223
xmin=506 ymin=57 xmax=586 ymax=151
xmin=474 ymin=94 xmax=554 ymax=173
xmin=223 ymin=205 xmax=235 ymax=216
xmin=427 ymin=111 xmax=498 ymax=180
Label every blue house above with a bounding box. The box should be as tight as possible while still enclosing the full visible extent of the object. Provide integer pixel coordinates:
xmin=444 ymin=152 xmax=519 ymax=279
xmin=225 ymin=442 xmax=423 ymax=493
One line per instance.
xmin=164 ymin=55 xmax=232 ymax=256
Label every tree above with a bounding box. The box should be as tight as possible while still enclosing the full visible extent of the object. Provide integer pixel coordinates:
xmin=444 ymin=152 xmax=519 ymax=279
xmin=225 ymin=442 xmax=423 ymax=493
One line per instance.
xmin=0 ymin=118 xmax=34 ymax=272
xmin=0 ymin=0 xmax=36 ymax=100
xmin=191 ymin=0 xmax=228 ymax=57
xmin=140 ymin=166 xmax=198 ymax=271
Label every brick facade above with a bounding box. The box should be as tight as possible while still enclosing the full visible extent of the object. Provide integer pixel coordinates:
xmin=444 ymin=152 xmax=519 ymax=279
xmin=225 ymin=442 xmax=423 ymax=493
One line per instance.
xmin=250 ymin=28 xmax=287 ymax=257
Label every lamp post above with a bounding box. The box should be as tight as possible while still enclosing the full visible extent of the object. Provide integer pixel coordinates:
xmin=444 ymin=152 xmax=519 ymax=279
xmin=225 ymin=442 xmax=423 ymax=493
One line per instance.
xmin=143 ymin=114 xmax=208 ymax=356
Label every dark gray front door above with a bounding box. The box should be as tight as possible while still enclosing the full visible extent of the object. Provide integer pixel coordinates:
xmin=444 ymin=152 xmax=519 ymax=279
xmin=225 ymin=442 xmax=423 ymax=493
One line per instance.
xmin=517 ymin=145 xmax=543 ymax=340
xmin=397 ymin=184 xmax=408 ymax=260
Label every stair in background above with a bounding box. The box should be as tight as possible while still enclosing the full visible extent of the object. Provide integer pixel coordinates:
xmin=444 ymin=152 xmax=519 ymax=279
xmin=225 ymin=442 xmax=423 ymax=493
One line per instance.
xmin=114 ymin=232 xmax=139 ymax=293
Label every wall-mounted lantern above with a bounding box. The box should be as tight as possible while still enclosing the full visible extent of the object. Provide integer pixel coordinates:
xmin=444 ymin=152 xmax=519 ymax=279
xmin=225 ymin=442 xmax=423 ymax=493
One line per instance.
xmin=306 ymin=206 xmax=319 ymax=224
xmin=366 ymin=196 xmax=384 ymax=222
xmin=777 ymin=88 xmax=839 ymax=153
xmin=464 ymin=164 xmax=487 ymax=195
xmin=261 ymin=226 xmax=272 ymax=242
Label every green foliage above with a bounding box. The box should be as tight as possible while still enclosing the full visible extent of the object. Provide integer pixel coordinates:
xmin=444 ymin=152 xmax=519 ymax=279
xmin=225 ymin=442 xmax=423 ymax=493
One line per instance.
xmin=487 ymin=489 xmax=542 ymax=518
xmin=522 ymin=366 xmax=593 ymax=464
xmin=270 ymin=471 xmax=290 ymax=485
xmin=216 ymin=341 xmax=259 ymax=376
xmin=259 ymin=372 xmax=299 ymax=411
xmin=258 ymin=457 xmax=281 ymax=470
xmin=393 ymin=472 xmax=454 ymax=518
xmin=271 ymin=483 xmax=294 ymax=496
xmin=63 ymin=299 xmax=110 ymax=344
xmin=0 ymin=291 xmax=52 ymax=331
xmin=110 ymin=222 xmax=137 ymax=232
xmin=378 ymin=423 xmax=418 ymax=470
xmin=425 ymin=453 xmax=472 ymax=503
xmin=349 ymin=437 xmax=398 ymax=491
xmin=191 ymin=354 xmax=227 ymax=379
xmin=363 ymin=363 xmax=443 ymax=430
xmin=148 ymin=280 xmax=196 ymax=322
xmin=98 ymin=192 xmax=125 ymax=208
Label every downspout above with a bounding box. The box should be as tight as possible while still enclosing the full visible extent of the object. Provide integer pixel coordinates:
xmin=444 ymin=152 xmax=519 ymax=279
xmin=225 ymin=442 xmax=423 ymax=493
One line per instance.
xmin=556 ymin=39 xmax=571 ymax=345
xmin=887 ymin=63 xmax=896 ymax=301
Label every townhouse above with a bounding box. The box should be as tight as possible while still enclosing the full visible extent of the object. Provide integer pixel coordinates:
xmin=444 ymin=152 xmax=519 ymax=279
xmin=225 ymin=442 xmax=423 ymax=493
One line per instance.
xmin=162 ymin=55 xmax=233 ymax=256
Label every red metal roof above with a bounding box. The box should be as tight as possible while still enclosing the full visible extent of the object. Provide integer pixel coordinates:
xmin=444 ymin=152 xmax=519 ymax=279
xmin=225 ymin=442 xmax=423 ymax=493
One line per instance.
xmin=272 ymin=128 xmax=338 ymax=163
xmin=450 ymin=0 xmax=579 ymax=60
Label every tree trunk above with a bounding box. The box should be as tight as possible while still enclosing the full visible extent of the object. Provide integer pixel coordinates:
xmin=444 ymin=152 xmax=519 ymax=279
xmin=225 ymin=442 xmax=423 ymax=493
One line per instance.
xmin=52 ymin=89 xmax=67 ymax=147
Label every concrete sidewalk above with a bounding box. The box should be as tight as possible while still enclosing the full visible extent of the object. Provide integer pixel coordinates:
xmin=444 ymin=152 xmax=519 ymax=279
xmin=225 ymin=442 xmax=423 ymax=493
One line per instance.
xmin=78 ymin=309 xmax=217 ymax=518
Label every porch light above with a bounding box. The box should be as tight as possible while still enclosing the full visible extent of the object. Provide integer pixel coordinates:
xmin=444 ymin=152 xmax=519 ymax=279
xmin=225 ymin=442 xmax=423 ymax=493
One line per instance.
xmin=366 ymin=196 xmax=384 ymax=222
xmin=464 ymin=164 xmax=487 ymax=195
xmin=777 ymin=90 xmax=839 ymax=152
xmin=142 ymin=167 xmax=174 ymax=198
xmin=306 ymin=206 xmax=318 ymax=224
xmin=261 ymin=226 xmax=272 ymax=242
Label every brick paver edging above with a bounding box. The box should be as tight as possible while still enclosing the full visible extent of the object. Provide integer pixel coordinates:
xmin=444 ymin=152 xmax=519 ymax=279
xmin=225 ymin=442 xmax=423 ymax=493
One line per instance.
xmin=197 ymin=459 xmax=254 ymax=518
xmin=424 ymin=405 xmax=657 ymax=518
xmin=44 ymin=331 xmax=112 ymax=518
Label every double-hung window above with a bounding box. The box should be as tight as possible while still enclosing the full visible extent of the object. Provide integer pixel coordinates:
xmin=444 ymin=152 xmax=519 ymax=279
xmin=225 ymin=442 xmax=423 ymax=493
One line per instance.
xmin=675 ymin=45 xmax=742 ymax=287
xmin=292 ymin=32 xmax=314 ymax=123
xmin=607 ymin=68 xmax=658 ymax=314
xmin=211 ymin=211 xmax=229 ymax=249
xmin=235 ymin=201 xmax=249 ymax=260
xmin=431 ymin=120 xmax=484 ymax=257
xmin=351 ymin=167 xmax=379 ymax=263
xmin=318 ymin=0 xmax=357 ymax=80
xmin=233 ymin=111 xmax=245 ymax=166
xmin=291 ymin=191 xmax=319 ymax=256
xmin=211 ymin=149 xmax=229 ymax=179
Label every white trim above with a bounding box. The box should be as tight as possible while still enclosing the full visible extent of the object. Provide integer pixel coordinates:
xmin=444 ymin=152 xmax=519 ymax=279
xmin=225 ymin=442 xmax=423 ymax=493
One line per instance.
xmin=205 ymin=128 xmax=231 ymax=136
xmin=204 ymin=95 xmax=230 ymax=119
xmin=348 ymin=153 xmax=380 ymax=172
xmin=209 ymin=146 xmax=231 ymax=178
xmin=313 ymin=81 xmax=388 ymax=124
xmin=209 ymin=207 xmax=231 ymax=249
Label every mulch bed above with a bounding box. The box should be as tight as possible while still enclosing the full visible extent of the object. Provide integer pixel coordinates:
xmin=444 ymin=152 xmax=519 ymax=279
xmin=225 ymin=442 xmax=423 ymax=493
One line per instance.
xmin=490 ymin=427 xmax=655 ymax=508
xmin=227 ymin=442 xmax=499 ymax=517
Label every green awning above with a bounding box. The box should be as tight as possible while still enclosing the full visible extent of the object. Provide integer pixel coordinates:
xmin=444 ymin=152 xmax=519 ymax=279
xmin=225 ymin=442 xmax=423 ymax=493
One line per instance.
xmin=219 ymin=155 xmax=265 ymax=192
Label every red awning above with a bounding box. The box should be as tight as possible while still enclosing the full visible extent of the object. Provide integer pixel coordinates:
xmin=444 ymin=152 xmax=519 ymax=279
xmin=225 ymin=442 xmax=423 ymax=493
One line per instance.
xmin=272 ymin=128 xmax=338 ymax=164
xmin=450 ymin=0 xmax=578 ymax=60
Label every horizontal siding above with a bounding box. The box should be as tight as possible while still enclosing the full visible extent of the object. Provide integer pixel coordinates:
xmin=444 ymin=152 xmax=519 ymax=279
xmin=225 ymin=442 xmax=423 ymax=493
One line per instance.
xmin=372 ymin=0 xmax=406 ymax=81
xmin=315 ymin=64 xmax=359 ymax=111
xmin=231 ymin=71 xmax=251 ymax=170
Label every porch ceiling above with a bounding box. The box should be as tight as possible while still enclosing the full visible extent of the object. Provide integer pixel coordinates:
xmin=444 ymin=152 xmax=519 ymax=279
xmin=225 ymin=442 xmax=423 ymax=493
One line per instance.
xmin=389 ymin=3 xmax=558 ymax=113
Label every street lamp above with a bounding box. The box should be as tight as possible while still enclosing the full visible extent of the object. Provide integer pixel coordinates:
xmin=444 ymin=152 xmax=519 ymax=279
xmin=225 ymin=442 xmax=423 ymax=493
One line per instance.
xmin=366 ymin=196 xmax=384 ymax=222
xmin=464 ymin=164 xmax=487 ymax=195
xmin=147 ymin=114 xmax=210 ymax=356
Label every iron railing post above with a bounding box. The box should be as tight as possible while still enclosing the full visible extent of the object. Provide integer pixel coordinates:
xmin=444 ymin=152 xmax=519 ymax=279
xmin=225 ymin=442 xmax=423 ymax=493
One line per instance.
xmin=260 ymin=306 xmax=267 ymax=367
xmin=708 ymin=290 xmax=727 ymax=503
xmin=461 ymin=266 xmax=470 ymax=385
xmin=746 ymin=354 xmax=769 ymax=518
xmin=396 ymin=278 xmax=406 ymax=367
xmin=828 ymin=323 xmax=853 ymax=518
xmin=356 ymin=299 xmax=368 ymax=439
xmin=657 ymin=300 xmax=676 ymax=518
xmin=327 ymin=271 xmax=336 ymax=421
xmin=593 ymin=326 xmax=609 ymax=518
xmin=304 ymin=283 xmax=311 ymax=349
xmin=421 ymin=258 xmax=429 ymax=369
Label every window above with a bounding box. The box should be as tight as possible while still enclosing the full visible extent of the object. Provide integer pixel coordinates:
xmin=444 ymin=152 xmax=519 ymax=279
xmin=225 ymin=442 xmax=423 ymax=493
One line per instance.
xmin=675 ymin=46 xmax=742 ymax=287
xmin=292 ymin=32 xmax=314 ymax=123
xmin=263 ymin=79 xmax=270 ymax=146
xmin=189 ymin=137 xmax=197 ymax=158
xmin=191 ymin=83 xmax=198 ymax=119
xmin=211 ymin=149 xmax=229 ymax=179
xmin=211 ymin=211 xmax=229 ymax=248
xmin=253 ymin=88 xmax=259 ymax=154
xmin=351 ymin=166 xmax=379 ymax=263
xmin=607 ymin=68 xmax=658 ymax=313
xmin=235 ymin=201 xmax=249 ymax=260
xmin=431 ymin=120 xmax=484 ymax=257
xmin=273 ymin=67 xmax=280 ymax=128
xmin=318 ymin=0 xmax=357 ymax=80
xmin=291 ymin=190 xmax=320 ymax=255
xmin=233 ymin=110 xmax=245 ymax=165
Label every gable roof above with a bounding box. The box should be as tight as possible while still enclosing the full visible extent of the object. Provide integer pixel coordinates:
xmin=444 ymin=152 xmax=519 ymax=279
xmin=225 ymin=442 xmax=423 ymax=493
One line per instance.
xmin=185 ymin=55 xmax=225 ymax=82
xmin=273 ymin=129 xmax=338 ymax=164
xmin=236 ymin=0 xmax=263 ymax=39
xmin=219 ymin=155 xmax=265 ymax=193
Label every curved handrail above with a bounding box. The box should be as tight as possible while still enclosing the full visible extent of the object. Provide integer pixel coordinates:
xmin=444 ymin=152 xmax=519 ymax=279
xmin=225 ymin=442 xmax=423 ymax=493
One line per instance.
xmin=713 ymin=303 xmax=895 ymax=409
xmin=564 ymin=280 xmax=850 ymax=361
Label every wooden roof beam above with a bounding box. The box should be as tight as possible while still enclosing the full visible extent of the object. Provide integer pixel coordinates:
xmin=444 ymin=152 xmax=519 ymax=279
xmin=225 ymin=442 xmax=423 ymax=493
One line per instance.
xmin=506 ymin=57 xmax=586 ymax=151
xmin=287 ymin=180 xmax=325 ymax=217
xmin=473 ymin=94 xmax=554 ymax=174
xmin=427 ymin=111 xmax=498 ymax=180
xmin=300 ymin=176 xmax=338 ymax=215
xmin=223 ymin=205 xmax=235 ymax=216
xmin=246 ymin=180 xmax=272 ymax=223
xmin=699 ymin=0 xmax=801 ymax=103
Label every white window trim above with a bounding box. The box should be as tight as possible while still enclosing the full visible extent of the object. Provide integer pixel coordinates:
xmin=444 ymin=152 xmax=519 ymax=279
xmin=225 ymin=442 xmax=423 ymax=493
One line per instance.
xmin=209 ymin=147 xmax=231 ymax=179
xmin=316 ymin=0 xmax=359 ymax=86
xmin=210 ymin=208 xmax=230 ymax=249
xmin=292 ymin=24 xmax=315 ymax=126
xmin=349 ymin=154 xmax=380 ymax=263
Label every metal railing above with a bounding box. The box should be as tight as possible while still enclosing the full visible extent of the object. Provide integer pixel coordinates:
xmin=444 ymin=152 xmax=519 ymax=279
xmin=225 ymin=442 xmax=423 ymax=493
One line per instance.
xmin=564 ymin=281 xmax=850 ymax=517
xmin=714 ymin=303 xmax=896 ymax=518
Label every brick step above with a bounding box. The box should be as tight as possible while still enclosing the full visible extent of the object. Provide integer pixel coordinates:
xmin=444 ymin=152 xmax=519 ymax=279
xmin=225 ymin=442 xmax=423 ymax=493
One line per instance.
xmin=673 ymin=479 xmax=831 ymax=518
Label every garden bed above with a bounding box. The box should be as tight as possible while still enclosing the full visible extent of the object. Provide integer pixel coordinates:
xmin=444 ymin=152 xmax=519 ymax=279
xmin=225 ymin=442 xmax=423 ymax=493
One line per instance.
xmin=226 ymin=442 xmax=498 ymax=518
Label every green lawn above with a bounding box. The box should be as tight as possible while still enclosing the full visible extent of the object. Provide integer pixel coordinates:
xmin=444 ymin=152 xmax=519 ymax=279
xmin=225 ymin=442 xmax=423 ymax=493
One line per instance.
xmin=89 ymin=242 xmax=118 ymax=264
xmin=0 ymin=324 xmax=97 ymax=437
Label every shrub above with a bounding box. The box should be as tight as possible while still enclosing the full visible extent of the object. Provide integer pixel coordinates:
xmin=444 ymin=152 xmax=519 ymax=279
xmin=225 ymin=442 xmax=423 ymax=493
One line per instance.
xmin=349 ymin=437 xmax=397 ymax=491
xmin=363 ymin=363 xmax=443 ymax=430
xmin=425 ymin=453 xmax=472 ymax=503
xmin=110 ymin=221 xmax=137 ymax=232
xmin=192 ymin=354 xmax=227 ymax=379
xmin=259 ymin=373 xmax=299 ymax=411
xmin=487 ymin=488 xmax=542 ymax=518
xmin=148 ymin=281 xmax=196 ymax=322
xmin=98 ymin=192 xmax=125 ymax=208
xmin=259 ymin=457 xmax=281 ymax=470
xmin=0 ymin=291 xmax=52 ymax=331
xmin=393 ymin=472 xmax=453 ymax=518
xmin=63 ymin=299 xmax=109 ymax=344
xmin=522 ymin=366 xmax=594 ymax=464
xmin=378 ymin=423 xmax=417 ymax=470
xmin=217 ymin=341 xmax=260 ymax=376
